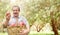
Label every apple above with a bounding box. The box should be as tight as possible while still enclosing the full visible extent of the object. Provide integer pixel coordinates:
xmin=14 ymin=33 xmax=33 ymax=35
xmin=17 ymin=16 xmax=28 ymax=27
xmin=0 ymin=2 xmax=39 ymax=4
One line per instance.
xmin=19 ymin=22 xmax=25 ymax=27
xmin=6 ymin=11 xmax=11 ymax=16
xmin=10 ymin=23 xmax=16 ymax=27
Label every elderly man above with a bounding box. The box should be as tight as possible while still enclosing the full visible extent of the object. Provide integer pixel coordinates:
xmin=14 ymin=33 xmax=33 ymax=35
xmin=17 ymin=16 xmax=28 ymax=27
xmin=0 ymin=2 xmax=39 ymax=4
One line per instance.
xmin=3 ymin=6 xmax=30 ymax=35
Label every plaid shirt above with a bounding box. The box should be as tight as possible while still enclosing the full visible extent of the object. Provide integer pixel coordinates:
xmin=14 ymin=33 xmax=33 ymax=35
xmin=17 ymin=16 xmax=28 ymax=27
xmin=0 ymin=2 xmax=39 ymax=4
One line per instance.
xmin=8 ymin=16 xmax=29 ymax=27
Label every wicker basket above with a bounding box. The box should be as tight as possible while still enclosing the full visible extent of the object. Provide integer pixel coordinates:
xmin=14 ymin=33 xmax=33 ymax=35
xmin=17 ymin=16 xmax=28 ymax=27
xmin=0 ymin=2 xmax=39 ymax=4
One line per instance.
xmin=7 ymin=25 xmax=26 ymax=35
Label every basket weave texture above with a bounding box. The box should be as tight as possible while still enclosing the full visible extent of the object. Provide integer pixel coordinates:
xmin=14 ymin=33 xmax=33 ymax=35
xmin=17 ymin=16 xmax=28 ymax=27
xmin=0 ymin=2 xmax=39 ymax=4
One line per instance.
xmin=7 ymin=25 xmax=26 ymax=35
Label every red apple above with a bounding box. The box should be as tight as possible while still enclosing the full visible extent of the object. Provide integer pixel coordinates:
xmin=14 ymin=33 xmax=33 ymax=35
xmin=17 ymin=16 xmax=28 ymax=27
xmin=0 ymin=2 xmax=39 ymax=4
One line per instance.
xmin=19 ymin=22 xmax=25 ymax=27
xmin=10 ymin=23 xmax=16 ymax=27
xmin=6 ymin=11 xmax=11 ymax=16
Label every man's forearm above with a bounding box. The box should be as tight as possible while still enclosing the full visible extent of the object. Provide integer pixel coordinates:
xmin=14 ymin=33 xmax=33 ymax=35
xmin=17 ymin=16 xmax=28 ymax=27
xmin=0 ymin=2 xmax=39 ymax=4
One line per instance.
xmin=3 ymin=20 xmax=9 ymax=28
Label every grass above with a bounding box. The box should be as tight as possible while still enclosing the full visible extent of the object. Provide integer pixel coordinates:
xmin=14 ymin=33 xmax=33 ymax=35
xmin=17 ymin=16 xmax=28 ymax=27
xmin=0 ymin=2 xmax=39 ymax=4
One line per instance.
xmin=0 ymin=31 xmax=60 ymax=35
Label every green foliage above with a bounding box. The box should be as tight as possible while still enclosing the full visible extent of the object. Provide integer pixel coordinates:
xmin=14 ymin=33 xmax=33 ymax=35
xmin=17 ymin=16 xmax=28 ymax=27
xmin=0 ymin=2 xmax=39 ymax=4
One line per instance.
xmin=0 ymin=0 xmax=60 ymax=30
xmin=0 ymin=1 xmax=10 ymax=22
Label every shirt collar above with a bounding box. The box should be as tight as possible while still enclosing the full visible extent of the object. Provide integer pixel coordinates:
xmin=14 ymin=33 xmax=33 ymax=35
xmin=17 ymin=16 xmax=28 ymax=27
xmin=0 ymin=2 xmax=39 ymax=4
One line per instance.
xmin=11 ymin=16 xmax=20 ymax=19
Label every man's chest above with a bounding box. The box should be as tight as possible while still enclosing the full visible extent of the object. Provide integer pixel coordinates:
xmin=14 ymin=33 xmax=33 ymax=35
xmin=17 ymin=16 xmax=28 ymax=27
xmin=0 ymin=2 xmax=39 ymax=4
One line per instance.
xmin=8 ymin=18 xmax=25 ymax=26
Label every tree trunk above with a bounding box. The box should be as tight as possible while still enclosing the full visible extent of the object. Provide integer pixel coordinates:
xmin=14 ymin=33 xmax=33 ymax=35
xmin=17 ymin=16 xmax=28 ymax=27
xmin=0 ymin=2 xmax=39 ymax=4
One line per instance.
xmin=50 ymin=12 xmax=58 ymax=35
xmin=36 ymin=24 xmax=41 ymax=32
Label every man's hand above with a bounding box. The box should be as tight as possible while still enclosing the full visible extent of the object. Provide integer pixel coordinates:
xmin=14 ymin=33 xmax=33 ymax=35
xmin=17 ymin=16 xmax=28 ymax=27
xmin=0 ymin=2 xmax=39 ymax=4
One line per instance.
xmin=6 ymin=11 xmax=11 ymax=21
xmin=3 ymin=11 xmax=11 ymax=28
xmin=19 ymin=29 xmax=29 ymax=35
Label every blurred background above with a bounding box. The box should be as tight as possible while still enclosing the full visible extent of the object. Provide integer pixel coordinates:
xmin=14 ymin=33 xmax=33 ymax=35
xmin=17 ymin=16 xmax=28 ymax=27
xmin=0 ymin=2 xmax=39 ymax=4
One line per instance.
xmin=0 ymin=0 xmax=60 ymax=35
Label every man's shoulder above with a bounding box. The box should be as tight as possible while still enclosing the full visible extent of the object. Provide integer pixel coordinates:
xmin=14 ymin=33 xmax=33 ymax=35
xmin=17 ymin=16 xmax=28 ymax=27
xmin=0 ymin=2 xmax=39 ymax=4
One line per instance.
xmin=10 ymin=16 xmax=26 ymax=20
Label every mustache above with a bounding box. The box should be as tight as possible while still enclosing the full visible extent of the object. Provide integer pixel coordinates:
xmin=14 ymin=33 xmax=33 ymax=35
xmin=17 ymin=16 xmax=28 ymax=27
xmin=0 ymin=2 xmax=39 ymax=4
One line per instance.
xmin=13 ymin=13 xmax=18 ymax=14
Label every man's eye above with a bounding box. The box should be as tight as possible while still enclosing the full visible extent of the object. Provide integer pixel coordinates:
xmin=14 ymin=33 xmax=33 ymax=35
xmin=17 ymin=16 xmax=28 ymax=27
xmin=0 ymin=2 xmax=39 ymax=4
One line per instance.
xmin=13 ymin=10 xmax=16 ymax=11
xmin=13 ymin=10 xmax=19 ymax=11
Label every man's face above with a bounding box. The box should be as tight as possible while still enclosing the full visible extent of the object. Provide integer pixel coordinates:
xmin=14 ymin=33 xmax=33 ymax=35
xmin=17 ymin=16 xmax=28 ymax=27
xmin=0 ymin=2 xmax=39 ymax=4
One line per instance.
xmin=12 ymin=7 xmax=20 ymax=17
